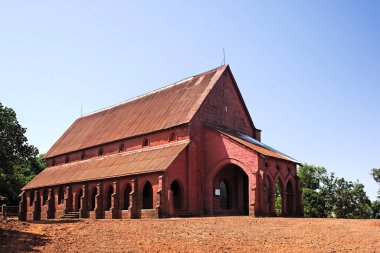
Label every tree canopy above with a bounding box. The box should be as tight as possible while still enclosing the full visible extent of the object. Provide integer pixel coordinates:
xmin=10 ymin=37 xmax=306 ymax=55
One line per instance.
xmin=298 ymin=164 xmax=373 ymax=219
xmin=0 ymin=102 xmax=45 ymax=205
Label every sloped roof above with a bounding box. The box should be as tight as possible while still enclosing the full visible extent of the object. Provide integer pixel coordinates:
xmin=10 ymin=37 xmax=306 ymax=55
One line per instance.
xmin=24 ymin=141 xmax=189 ymax=190
xmin=214 ymin=127 xmax=300 ymax=164
xmin=45 ymin=65 xmax=228 ymax=158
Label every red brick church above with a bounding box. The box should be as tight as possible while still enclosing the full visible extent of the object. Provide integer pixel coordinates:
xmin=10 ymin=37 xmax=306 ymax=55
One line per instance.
xmin=20 ymin=65 xmax=303 ymax=220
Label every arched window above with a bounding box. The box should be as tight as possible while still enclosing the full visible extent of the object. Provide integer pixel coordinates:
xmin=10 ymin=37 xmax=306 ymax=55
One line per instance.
xmin=29 ymin=191 xmax=35 ymax=206
xmin=58 ymin=187 xmax=64 ymax=205
xmin=220 ymin=179 xmax=229 ymax=209
xmin=77 ymin=189 xmax=83 ymax=211
xmin=171 ymin=180 xmax=182 ymax=209
xmin=276 ymin=164 xmax=280 ymax=171
xmin=43 ymin=188 xmax=49 ymax=205
xmin=169 ymin=132 xmax=177 ymax=142
xmin=106 ymin=185 xmax=114 ymax=210
xmin=119 ymin=143 xmax=125 ymax=153
xmin=90 ymin=187 xmax=97 ymax=211
xmin=98 ymin=147 xmax=104 ymax=156
xmin=142 ymin=139 xmax=149 ymax=147
xmin=275 ymin=180 xmax=283 ymax=216
xmin=123 ymin=184 xmax=132 ymax=210
xmin=142 ymin=181 xmax=153 ymax=209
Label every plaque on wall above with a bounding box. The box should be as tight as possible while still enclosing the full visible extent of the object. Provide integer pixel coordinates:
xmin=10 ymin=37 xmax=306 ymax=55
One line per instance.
xmin=214 ymin=188 xmax=220 ymax=196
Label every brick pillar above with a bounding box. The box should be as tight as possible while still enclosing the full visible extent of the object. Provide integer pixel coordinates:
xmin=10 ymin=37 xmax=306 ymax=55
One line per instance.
xmin=248 ymin=172 xmax=256 ymax=217
xmin=156 ymin=175 xmax=164 ymax=218
xmin=110 ymin=180 xmax=119 ymax=219
xmin=295 ymin=176 xmax=304 ymax=217
xmin=32 ymin=190 xmax=41 ymax=220
xmin=64 ymin=186 xmax=72 ymax=214
xmin=94 ymin=183 xmax=103 ymax=219
xmin=270 ymin=188 xmax=276 ymax=216
xmin=129 ymin=178 xmax=137 ymax=219
xmin=19 ymin=191 xmax=27 ymax=221
xmin=47 ymin=189 xmax=55 ymax=219
xmin=79 ymin=185 xmax=88 ymax=218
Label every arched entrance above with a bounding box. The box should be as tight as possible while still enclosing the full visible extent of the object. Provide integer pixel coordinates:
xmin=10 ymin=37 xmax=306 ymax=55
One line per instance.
xmin=286 ymin=181 xmax=294 ymax=216
xmin=274 ymin=179 xmax=283 ymax=216
xmin=170 ymin=180 xmax=182 ymax=210
xmin=123 ymin=184 xmax=131 ymax=210
xmin=142 ymin=181 xmax=153 ymax=209
xmin=212 ymin=164 xmax=249 ymax=215
xmin=90 ymin=187 xmax=97 ymax=211
xmin=105 ymin=185 xmax=113 ymax=210
xmin=76 ymin=189 xmax=83 ymax=211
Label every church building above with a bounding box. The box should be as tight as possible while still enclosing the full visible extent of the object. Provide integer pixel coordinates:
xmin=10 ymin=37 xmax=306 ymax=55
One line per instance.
xmin=20 ymin=65 xmax=303 ymax=220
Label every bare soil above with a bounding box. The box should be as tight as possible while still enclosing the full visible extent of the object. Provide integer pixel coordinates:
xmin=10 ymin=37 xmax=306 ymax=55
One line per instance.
xmin=1 ymin=216 xmax=379 ymax=253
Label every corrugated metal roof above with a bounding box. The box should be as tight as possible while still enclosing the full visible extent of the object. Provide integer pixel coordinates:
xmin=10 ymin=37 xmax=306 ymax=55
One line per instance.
xmin=215 ymin=128 xmax=300 ymax=164
xmin=45 ymin=65 xmax=228 ymax=158
xmin=24 ymin=141 xmax=190 ymax=190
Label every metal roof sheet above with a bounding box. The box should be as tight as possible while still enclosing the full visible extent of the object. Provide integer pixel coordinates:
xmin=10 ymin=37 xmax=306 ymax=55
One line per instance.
xmin=45 ymin=65 xmax=227 ymax=158
xmin=215 ymin=128 xmax=300 ymax=164
xmin=24 ymin=141 xmax=190 ymax=190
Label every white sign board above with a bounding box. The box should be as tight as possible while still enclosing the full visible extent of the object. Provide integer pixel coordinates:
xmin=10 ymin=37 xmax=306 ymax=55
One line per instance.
xmin=214 ymin=188 xmax=220 ymax=196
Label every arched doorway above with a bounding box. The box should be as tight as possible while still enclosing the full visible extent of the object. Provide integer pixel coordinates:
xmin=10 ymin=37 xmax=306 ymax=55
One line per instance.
xmin=142 ymin=181 xmax=153 ymax=209
xmin=105 ymin=185 xmax=113 ymax=210
xmin=123 ymin=184 xmax=132 ymax=210
xmin=263 ymin=176 xmax=273 ymax=215
xmin=220 ymin=179 xmax=229 ymax=209
xmin=90 ymin=187 xmax=97 ymax=211
xmin=213 ymin=164 xmax=249 ymax=215
xmin=76 ymin=189 xmax=83 ymax=211
xmin=286 ymin=181 xmax=294 ymax=216
xmin=275 ymin=179 xmax=283 ymax=216
xmin=170 ymin=180 xmax=182 ymax=209
xmin=58 ymin=187 xmax=64 ymax=205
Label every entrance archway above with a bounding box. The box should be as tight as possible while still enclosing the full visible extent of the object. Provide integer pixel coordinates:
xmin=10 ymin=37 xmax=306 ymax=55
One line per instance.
xmin=76 ymin=189 xmax=83 ymax=211
xmin=274 ymin=179 xmax=283 ymax=216
xmin=105 ymin=185 xmax=113 ymax=210
xmin=123 ymin=184 xmax=131 ymax=210
xmin=286 ymin=181 xmax=294 ymax=216
xmin=212 ymin=164 xmax=249 ymax=215
xmin=170 ymin=180 xmax=182 ymax=209
xmin=90 ymin=187 xmax=97 ymax=211
xmin=142 ymin=181 xmax=153 ymax=209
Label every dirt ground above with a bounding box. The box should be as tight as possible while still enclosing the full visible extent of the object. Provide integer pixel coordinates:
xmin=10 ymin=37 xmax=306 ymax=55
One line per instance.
xmin=0 ymin=216 xmax=379 ymax=253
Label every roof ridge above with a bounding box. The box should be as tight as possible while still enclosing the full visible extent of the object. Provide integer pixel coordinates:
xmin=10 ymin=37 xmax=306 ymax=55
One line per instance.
xmin=81 ymin=65 xmax=227 ymax=118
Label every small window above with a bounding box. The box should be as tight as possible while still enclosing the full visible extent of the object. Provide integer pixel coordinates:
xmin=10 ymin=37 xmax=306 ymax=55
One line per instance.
xmin=81 ymin=152 xmax=86 ymax=160
xmin=169 ymin=132 xmax=177 ymax=142
xmin=119 ymin=143 xmax=125 ymax=152
xmin=142 ymin=139 xmax=149 ymax=147
xmin=98 ymin=147 xmax=104 ymax=156
xmin=29 ymin=191 xmax=35 ymax=206
xmin=276 ymin=165 xmax=280 ymax=171
xmin=65 ymin=156 xmax=70 ymax=164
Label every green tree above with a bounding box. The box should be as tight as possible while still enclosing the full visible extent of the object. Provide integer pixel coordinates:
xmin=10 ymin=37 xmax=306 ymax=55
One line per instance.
xmin=0 ymin=102 xmax=44 ymax=205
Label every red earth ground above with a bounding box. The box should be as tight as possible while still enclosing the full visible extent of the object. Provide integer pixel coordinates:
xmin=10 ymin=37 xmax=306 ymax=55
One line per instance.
xmin=1 ymin=216 xmax=379 ymax=252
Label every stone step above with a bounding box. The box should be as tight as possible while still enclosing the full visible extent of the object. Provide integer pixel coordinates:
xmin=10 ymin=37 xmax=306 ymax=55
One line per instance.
xmin=61 ymin=211 xmax=79 ymax=219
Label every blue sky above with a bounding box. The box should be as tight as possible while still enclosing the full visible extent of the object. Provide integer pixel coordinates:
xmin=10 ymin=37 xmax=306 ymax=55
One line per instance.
xmin=1 ymin=1 xmax=379 ymax=199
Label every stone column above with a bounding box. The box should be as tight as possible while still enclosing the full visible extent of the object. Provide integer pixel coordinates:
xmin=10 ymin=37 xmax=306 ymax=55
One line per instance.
xmin=47 ymin=188 xmax=55 ymax=219
xmin=94 ymin=183 xmax=103 ymax=219
xmin=129 ymin=178 xmax=137 ymax=219
xmin=282 ymin=192 xmax=287 ymax=217
xmin=110 ymin=180 xmax=119 ymax=219
xmin=248 ymin=173 xmax=256 ymax=217
xmin=19 ymin=191 xmax=27 ymax=221
xmin=79 ymin=185 xmax=88 ymax=218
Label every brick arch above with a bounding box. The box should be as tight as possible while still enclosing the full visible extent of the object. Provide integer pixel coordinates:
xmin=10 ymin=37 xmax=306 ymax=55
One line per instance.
xmin=207 ymin=158 xmax=252 ymax=216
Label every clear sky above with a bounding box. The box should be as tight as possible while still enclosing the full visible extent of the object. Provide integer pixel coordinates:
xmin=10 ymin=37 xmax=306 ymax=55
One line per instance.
xmin=0 ymin=1 xmax=379 ymax=199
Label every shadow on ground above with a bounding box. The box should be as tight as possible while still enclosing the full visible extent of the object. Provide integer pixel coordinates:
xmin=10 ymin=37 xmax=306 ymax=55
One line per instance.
xmin=0 ymin=228 xmax=51 ymax=252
